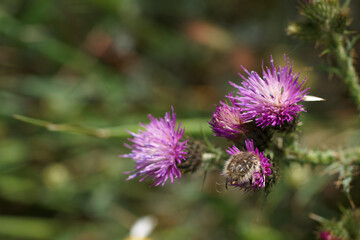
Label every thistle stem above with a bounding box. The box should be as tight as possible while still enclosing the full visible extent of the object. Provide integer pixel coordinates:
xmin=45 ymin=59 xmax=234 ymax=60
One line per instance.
xmin=331 ymin=33 xmax=360 ymax=111
xmin=286 ymin=146 xmax=360 ymax=165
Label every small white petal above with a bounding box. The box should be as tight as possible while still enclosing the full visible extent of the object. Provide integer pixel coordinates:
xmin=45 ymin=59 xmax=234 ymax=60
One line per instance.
xmin=129 ymin=216 xmax=157 ymax=238
xmin=202 ymin=153 xmax=216 ymax=161
xmin=302 ymin=95 xmax=325 ymax=102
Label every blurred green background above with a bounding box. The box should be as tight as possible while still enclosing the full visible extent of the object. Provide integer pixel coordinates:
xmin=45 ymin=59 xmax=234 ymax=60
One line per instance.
xmin=1 ymin=0 xmax=360 ymax=239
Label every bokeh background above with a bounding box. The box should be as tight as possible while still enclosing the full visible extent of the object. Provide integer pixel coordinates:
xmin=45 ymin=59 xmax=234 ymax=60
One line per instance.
xmin=1 ymin=0 xmax=360 ymax=239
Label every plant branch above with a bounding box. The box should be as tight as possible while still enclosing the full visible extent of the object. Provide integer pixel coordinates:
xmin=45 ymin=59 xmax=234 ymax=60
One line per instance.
xmin=13 ymin=114 xmax=211 ymax=138
xmin=331 ymin=32 xmax=360 ymax=110
xmin=286 ymin=145 xmax=360 ymax=165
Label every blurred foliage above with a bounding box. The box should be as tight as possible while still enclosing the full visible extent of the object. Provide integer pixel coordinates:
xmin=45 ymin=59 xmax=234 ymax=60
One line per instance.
xmin=311 ymin=207 xmax=360 ymax=239
xmin=1 ymin=0 xmax=360 ymax=240
xmin=287 ymin=0 xmax=360 ymax=112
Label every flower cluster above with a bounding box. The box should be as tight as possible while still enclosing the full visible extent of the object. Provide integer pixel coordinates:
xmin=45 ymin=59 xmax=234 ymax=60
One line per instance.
xmin=121 ymin=55 xmax=310 ymax=191
xmin=210 ymin=54 xmax=309 ymax=143
xmin=209 ymin=54 xmax=310 ymax=190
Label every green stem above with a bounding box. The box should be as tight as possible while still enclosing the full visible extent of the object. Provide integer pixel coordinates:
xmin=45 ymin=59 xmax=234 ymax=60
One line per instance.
xmin=286 ymin=146 xmax=360 ymax=165
xmin=331 ymin=33 xmax=360 ymax=110
xmin=14 ymin=114 xmax=212 ymax=138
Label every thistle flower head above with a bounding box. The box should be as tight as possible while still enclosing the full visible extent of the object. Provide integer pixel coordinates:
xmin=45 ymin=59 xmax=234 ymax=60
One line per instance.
xmin=223 ymin=139 xmax=271 ymax=191
xmin=229 ymin=55 xmax=309 ymax=128
xmin=120 ymin=107 xmax=188 ymax=186
xmin=319 ymin=231 xmax=342 ymax=240
xmin=209 ymin=94 xmax=247 ymax=140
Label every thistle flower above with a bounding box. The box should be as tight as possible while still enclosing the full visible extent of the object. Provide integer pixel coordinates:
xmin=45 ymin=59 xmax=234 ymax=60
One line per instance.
xmin=120 ymin=107 xmax=188 ymax=186
xmin=223 ymin=139 xmax=271 ymax=191
xmin=229 ymin=55 xmax=309 ymax=128
xmin=319 ymin=231 xmax=342 ymax=240
xmin=209 ymin=94 xmax=247 ymax=140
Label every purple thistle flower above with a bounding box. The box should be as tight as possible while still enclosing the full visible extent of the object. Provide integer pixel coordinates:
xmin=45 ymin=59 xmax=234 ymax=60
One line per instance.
xmin=119 ymin=107 xmax=188 ymax=186
xmin=229 ymin=55 xmax=310 ymax=128
xmin=319 ymin=231 xmax=342 ymax=240
xmin=223 ymin=139 xmax=271 ymax=191
xmin=209 ymin=93 xmax=247 ymax=140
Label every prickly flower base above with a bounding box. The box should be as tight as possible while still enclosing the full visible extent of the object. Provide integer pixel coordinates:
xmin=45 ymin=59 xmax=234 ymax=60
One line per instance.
xmin=237 ymin=121 xmax=273 ymax=151
xmin=272 ymin=116 xmax=299 ymax=133
xmin=223 ymin=139 xmax=271 ymax=191
xmin=177 ymin=138 xmax=203 ymax=174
